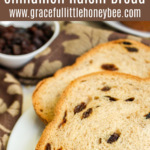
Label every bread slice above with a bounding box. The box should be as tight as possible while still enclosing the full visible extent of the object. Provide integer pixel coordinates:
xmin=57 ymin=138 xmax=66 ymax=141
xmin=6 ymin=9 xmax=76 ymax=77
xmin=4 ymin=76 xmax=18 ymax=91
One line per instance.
xmin=33 ymin=39 xmax=150 ymax=124
xmin=36 ymin=72 xmax=150 ymax=150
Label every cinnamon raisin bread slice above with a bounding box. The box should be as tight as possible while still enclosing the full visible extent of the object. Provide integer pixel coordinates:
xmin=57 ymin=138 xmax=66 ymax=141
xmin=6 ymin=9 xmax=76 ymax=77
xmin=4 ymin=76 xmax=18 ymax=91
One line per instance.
xmin=36 ymin=72 xmax=150 ymax=150
xmin=33 ymin=39 xmax=150 ymax=124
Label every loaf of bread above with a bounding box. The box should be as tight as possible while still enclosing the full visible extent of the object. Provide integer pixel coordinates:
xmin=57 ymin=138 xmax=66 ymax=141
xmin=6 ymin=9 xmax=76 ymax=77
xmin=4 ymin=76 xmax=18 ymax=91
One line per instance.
xmin=121 ymin=21 xmax=150 ymax=32
xmin=32 ymin=39 xmax=150 ymax=124
xmin=36 ymin=72 xmax=150 ymax=150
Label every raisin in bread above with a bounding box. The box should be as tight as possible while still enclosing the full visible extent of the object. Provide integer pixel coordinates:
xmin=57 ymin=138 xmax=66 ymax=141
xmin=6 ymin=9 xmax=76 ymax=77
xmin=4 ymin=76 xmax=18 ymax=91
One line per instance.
xmin=36 ymin=72 xmax=150 ymax=150
xmin=33 ymin=39 xmax=150 ymax=124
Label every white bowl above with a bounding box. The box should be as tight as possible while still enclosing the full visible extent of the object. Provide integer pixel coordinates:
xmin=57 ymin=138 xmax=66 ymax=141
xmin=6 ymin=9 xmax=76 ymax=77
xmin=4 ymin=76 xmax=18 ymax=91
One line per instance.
xmin=103 ymin=21 xmax=150 ymax=38
xmin=0 ymin=21 xmax=60 ymax=69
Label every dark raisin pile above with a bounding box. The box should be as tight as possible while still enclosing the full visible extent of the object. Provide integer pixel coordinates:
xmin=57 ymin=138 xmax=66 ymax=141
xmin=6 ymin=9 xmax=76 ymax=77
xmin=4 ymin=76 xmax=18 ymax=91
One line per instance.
xmin=0 ymin=23 xmax=54 ymax=55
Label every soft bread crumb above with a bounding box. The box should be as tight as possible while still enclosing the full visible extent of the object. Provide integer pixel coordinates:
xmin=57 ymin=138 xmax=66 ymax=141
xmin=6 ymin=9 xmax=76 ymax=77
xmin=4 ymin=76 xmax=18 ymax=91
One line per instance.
xmin=36 ymin=72 xmax=150 ymax=150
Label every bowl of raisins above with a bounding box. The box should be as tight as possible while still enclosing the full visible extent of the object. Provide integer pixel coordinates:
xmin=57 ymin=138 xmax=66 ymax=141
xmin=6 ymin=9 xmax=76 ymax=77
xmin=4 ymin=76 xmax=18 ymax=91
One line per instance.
xmin=0 ymin=21 xmax=60 ymax=69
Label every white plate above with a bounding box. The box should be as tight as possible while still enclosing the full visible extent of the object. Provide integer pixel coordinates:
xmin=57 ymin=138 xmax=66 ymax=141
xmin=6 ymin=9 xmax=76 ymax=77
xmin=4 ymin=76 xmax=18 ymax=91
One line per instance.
xmin=7 ymin=106 xmax=45 ymax=150
xmin=103 ymin=21 xmax=150 ymax=38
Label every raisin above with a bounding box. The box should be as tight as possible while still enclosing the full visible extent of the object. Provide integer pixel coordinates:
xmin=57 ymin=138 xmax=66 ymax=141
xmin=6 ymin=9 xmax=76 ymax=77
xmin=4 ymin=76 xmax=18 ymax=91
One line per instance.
xmin=99 ymin=138 xmax=102 ymax=144
xmin=35 ymin=29 xmax=44 ymax=37
xmin=28 ymin=44 xmax=36 ymax=52
xmin=41 ymin=23 xmax=47 ymax=30
xmin=13 ymin=45 xmax=21 ymax=55
xmin=145 ymin=113 xmax=150 ymax=119
xmin=125 ymin=97 xmax=135 ymax=102
xmin=101 ymin=64 xmax=118 ymax=71
xmin=126 ymin=47 xmax=138 ymax=52
xmin=3 ymin=47 xmax=11 ymax=54
xmin=17 ymin=28 xmax=26 ymax=34
xmin=101 ymin=86 xmax=111 ymax=91
xmin=58 ymin=111 xmax=67 ymax=128
xmin=41 ymin=36 xmax=49 ymax=43
xmin=44 ymin=26 xmax=53 ymax=37
xmin=21 ymin=33 xmax=30 ymax=39
xmin=96 ymin=105 xmax=100 ymax=108
xmin=32 ymin=37 xmax=43 ymax=48
xmin=33 ymin=23 xmax=41 ymax=29
xmin=45 ymin=143 xmax=51 ymax=150
xmin=0 ymin=25 xmax=7 ymax=34
xmin=105 ymin=96 xmax=117 ymax=101
xmin=122 ymin=41 xmax=132 ymax=45
xmin=6 ymin=40 xmax=13 ymax=47
xmin=7 ymin=25 xmax=16 ymax=33
xmin=3 ymin=32 xmax=13 ymax=40
xmin=22 ymin=49 xmax=29 ymax=54
xmin=21 ymin=40 xmax=29 ymax=49
xmin=107 ymin=133 xmax=120 ymax=144
xmin=82 ymin=108 xmax=92 ymax=119
xmin=74 ymin=102 xmax=86 ymax=114
xmin=0 ymin=38 xmax=5 ymax=47
xmin=13 ymin=36 xmax=22 ymax=44
xmin=28 ymin=26 xmax=37 ymax=33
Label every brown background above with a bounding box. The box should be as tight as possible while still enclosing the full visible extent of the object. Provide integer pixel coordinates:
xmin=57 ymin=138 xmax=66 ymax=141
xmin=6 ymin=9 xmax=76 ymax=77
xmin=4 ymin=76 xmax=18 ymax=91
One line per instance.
xmin=0 ymin=0 xmax=149 ymax=20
